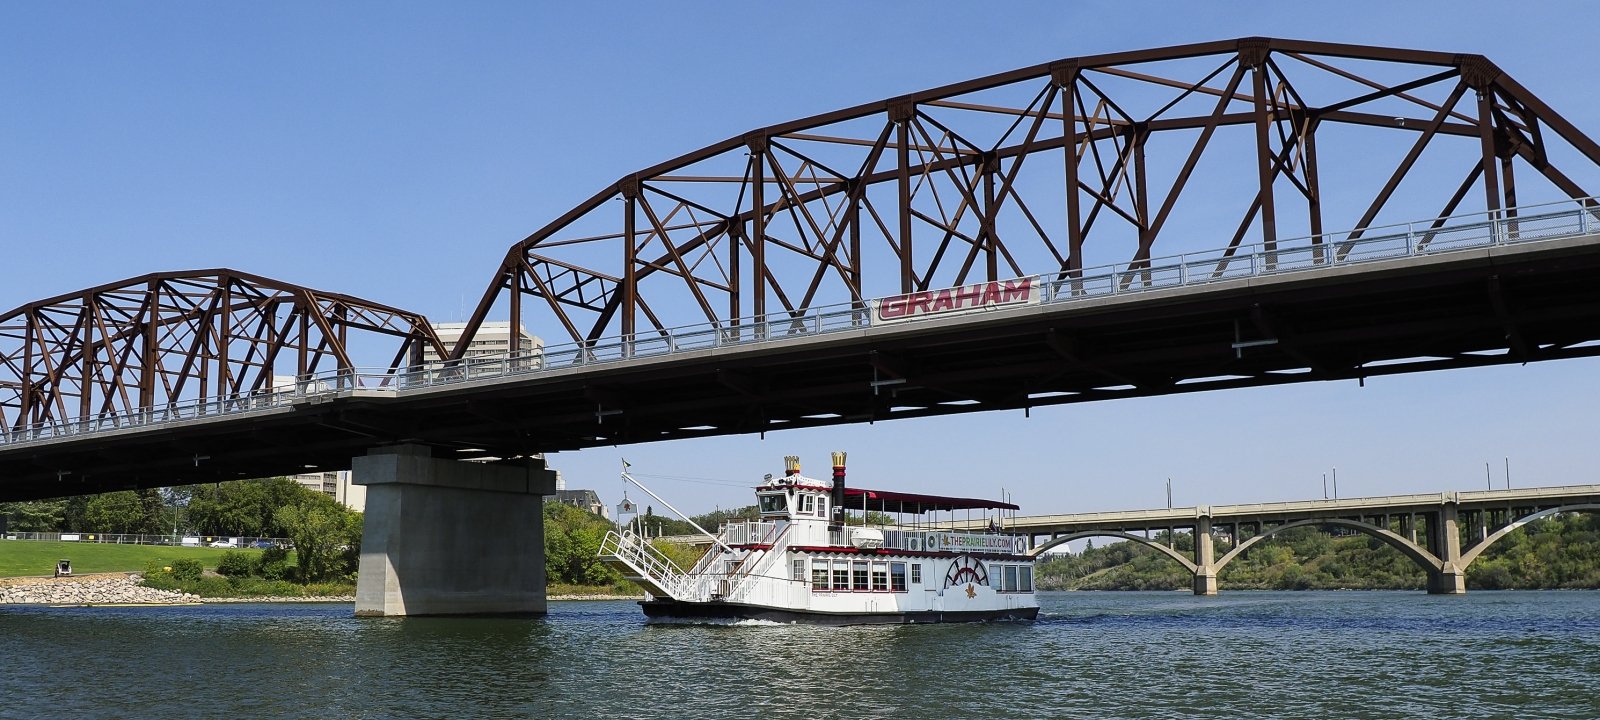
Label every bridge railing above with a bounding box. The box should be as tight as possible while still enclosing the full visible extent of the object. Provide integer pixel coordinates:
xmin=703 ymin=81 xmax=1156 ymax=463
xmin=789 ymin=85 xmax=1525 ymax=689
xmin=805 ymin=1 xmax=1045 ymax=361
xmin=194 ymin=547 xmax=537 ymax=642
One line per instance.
xmin=4 ymin=197 xmax=1596 ymax=447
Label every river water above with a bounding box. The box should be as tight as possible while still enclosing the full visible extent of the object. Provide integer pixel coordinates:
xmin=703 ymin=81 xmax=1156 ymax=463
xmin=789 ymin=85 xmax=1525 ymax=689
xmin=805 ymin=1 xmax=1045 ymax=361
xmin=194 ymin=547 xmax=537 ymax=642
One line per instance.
xmin=2 ymin=591 xmax=1596 ymax=719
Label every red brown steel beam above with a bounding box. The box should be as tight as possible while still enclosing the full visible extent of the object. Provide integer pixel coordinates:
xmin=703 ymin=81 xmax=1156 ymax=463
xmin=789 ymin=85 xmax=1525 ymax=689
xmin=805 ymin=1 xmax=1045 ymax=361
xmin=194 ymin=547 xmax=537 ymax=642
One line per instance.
xmin=462 ymin=38 xmax=1600 ymax=348
xmin=1142 ymin=62 xmax=1248 ymax=260
xmin=1248 ymin=45 xmax=1279 ymax=256
xmin=1342 ymin=81 xmax=1471 ymax=251
xmin=635 ymin=192 xmax=722 ymax=327
xmin=517 ymin=101 xmax=1489 ymax=341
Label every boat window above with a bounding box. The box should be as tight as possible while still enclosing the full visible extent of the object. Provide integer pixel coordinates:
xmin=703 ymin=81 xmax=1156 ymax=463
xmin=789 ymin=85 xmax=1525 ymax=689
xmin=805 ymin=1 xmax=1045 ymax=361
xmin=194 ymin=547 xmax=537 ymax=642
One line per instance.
xmin=910 ymin=563 xmax=922 ymax=585
xmin=852 ymin=562 xmax=869 ymax=591
xmin=815 ymin=497 xmax=828 ymax=518
xmin=890 ymin=562 xmax=907 ymax=592
xmin=792 ymin=558 xmax=805 ymax=583
xmin=871 ymin=562 xmax=889 ymax=591
xmin=833 ymin=561 xmax=850 ymax=590
xmin=758 ymin=493 xmax=788 ymax=515
xmin=812 ymin=561 xmax=830 ymax=590
xmin=1019 ymin=566 xmax=1033 ymax=593
xmin=1004 ymin=565 xmax=1019 ymax=593
xmin=797 ymin=494 xmax=815 ymax=514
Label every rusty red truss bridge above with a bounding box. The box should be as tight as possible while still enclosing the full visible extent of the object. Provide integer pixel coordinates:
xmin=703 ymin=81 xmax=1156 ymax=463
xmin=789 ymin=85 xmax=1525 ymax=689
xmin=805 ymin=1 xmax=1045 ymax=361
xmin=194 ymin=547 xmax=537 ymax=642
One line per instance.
xmin=3 ymin=38 xmax=1600 ymax=498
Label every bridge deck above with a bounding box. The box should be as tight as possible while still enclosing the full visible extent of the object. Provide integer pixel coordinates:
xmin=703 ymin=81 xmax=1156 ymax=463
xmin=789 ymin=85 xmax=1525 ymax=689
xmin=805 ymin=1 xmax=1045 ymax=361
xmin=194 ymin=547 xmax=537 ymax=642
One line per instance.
xmin=4 ymin=219 xmax=1600 ymax=500
xmin=951 ymin=484 xmax=1600 ymax=534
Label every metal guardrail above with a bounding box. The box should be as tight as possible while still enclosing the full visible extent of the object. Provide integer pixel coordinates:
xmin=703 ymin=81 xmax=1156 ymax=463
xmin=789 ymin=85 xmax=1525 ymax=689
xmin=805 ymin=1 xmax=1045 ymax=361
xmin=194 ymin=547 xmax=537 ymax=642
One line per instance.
xmin=1 ymin=531 xmax=290 ymax=547
xmin=598 ymin=529 xmax=691 ymax=599
xmin=4 ymin=198 xmax=1597 ymax=447
xmin=944 ymin=484 xmax=1600 ymax=530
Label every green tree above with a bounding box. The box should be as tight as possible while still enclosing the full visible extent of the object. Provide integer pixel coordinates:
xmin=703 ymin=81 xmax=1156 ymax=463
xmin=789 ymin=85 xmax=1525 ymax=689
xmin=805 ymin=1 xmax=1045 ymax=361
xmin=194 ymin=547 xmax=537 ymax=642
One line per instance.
xmin=84 ymin=492 xmax=147 ymax=534
xmin=0 ymin=500 xmax=66 ymax=532
xmin=61 ymin=496 xmax=89 ymax=531
xmin=273 ymin=494 xmax=360 ymax=582
xmin=187 ymin=477 xmax=308 ymax=537
xmin=543 ymin=501 xmax=623 ymax=586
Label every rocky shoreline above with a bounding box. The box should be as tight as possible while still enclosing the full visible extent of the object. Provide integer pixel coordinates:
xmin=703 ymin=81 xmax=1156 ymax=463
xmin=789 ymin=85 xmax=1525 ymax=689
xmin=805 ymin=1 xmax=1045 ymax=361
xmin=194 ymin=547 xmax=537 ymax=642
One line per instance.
xmin=0 ymin=574 xmax=635 ymax=606
xmin=0 ymin=574 xmax=199 ymax=605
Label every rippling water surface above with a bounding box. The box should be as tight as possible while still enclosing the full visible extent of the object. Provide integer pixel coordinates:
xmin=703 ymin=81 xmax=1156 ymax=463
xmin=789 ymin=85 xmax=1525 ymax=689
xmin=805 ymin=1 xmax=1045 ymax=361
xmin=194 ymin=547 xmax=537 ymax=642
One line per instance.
xmin=2 ymin=591 xmax=1597 ymax=719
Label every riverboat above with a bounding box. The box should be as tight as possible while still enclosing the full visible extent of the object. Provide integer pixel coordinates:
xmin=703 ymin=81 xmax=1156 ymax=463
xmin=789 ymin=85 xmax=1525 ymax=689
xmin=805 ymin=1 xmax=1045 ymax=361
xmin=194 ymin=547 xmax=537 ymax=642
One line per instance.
xmin=598 ymin=453 xmax=1039 ymax=625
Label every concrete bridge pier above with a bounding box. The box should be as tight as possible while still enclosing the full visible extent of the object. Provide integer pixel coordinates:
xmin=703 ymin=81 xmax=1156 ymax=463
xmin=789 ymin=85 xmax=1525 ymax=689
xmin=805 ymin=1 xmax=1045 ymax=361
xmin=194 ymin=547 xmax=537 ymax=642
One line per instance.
xmin=1427 ymin=503 xmax=1467 ymax=595
xmin=1193 ymin=515 xmax=1218 ymax=596
xmin=353 ymin=444 xmax=558 ymax=616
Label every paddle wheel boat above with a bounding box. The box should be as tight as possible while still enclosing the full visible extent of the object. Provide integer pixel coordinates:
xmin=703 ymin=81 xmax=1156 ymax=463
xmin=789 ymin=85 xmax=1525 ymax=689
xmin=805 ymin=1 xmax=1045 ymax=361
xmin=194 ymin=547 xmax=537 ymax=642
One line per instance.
xmin=598 ymin=452 xmax=1039 ymax=625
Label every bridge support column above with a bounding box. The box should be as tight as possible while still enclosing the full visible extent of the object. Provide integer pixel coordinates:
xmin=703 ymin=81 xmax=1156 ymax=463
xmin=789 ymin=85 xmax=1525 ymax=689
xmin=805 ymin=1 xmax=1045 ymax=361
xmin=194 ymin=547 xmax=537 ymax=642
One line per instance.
xmin=1427 ymin=503 xmax=1467 ymax=595
xmin=1193 ymin=515 xmax=1218 ymax=596
xmin=353 ymin=444 xmax=558 ymax=616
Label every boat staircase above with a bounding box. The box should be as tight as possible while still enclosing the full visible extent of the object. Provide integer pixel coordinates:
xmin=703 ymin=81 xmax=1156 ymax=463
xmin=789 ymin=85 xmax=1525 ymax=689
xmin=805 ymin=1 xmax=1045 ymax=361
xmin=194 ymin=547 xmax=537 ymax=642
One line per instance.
xmin=599 ymin=521 xmax=792 ymax=603
xmin=598 ymin=528 xmax=692 ymax=599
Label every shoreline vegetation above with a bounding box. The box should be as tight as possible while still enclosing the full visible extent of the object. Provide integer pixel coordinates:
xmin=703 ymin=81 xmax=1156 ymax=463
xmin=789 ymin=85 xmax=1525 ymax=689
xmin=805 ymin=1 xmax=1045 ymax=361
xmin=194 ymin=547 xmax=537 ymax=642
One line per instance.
xmin=7 ymin=494 xmax=1597 ymax=605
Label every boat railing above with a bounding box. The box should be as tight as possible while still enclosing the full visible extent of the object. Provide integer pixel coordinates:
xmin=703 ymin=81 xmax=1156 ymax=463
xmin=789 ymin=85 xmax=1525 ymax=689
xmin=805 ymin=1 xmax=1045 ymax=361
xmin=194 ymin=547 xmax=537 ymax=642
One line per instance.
xmin=718 ymin=520 xmax=781 ymax=546
xmin=830 ymin=527 xmax=1029 ymax=554
xmin=598 ymin=528 xmax=692 ymax=600
xmin=715 ymin=522 xmax=800 ymax=605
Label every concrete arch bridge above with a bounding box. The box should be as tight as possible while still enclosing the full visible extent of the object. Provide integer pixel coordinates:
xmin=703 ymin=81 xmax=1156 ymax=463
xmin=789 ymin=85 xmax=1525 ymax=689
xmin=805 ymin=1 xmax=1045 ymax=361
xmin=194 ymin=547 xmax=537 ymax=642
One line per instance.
xmin=980 ymin=485 xmax=1600 ymax=594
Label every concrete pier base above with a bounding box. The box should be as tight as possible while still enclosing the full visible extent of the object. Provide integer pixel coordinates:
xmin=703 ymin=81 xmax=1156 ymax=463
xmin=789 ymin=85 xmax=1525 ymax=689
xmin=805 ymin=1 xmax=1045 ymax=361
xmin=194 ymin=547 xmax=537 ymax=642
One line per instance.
xmin=353 ymin=444 xmax=557 ymax=617
xmin=1427 ymin=567 xmax=1467 ymax=595
xmin=1192 ymin=516 xmax=1217 ymax=595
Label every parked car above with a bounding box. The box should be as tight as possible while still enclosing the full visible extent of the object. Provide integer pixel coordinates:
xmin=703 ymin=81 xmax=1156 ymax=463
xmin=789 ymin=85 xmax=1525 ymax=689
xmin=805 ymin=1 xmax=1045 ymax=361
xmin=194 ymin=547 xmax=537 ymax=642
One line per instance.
xmin=249 ymin=540 xmax=275 ymax=549
xmin=209 ymin=538 xmax=238 ymax=548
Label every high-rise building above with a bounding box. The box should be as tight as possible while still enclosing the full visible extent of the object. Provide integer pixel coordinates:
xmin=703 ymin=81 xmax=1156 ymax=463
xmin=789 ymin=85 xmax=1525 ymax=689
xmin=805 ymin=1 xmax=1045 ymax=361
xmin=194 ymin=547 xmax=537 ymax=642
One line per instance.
xmin=288 ymin=470 xmax=366 ymax=513
xmin=422 ymin=322 xmax=540 ymax=364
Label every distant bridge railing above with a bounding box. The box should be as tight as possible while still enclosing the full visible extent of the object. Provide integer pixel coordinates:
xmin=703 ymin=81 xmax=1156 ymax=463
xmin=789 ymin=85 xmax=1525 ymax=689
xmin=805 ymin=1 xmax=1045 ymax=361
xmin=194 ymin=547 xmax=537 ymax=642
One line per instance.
xmin=3 ymin=197 xmax=1596 ymax=447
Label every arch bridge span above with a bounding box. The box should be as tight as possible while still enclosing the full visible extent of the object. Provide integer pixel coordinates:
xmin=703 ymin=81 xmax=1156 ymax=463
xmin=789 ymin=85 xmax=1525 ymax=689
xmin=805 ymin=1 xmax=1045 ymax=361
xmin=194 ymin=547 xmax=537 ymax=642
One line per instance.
xmin=971 ymin=484 xmax=1600 ymax=595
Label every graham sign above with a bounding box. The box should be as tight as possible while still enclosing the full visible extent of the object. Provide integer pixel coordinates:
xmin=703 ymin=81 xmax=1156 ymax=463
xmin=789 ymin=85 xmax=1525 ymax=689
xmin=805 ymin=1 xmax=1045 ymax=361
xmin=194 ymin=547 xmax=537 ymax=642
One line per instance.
xmin=872 ymin=277 xmax=1038 ymax=324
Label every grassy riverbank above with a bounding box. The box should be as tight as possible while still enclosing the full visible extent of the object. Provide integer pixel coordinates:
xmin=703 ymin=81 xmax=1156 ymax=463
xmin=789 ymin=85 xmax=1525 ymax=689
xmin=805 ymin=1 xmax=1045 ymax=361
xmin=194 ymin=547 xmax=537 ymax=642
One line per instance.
xmin=0 ymin=539 xmax=250 ymax=577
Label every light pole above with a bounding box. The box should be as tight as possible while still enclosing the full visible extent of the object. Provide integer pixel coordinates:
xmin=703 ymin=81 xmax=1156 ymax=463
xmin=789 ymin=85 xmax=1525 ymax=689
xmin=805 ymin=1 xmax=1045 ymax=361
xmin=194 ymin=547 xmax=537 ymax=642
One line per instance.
xmin=1166 ymin=478 xmax=1172 ymax=510
xmin=1332 ymin=467 xmax=1338 ymax=500
xmin=1322 ymin=473 xmax=1328 ymax=500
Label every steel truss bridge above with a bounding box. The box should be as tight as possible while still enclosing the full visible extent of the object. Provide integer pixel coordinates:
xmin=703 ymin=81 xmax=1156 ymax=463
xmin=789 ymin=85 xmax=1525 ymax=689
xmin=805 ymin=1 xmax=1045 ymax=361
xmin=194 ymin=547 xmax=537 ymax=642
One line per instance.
xmin=951 ymin=484 xmax=1600 ymax=594
xmin=5 ymin=38 xmax=1600 ymax=502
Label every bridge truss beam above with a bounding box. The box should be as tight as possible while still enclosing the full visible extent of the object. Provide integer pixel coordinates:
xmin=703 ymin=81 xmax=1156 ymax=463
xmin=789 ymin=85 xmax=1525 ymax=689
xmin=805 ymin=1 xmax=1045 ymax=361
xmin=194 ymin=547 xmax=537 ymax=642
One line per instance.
xmin=458 ymin=37 xmax=1600 ymax=355
xmin=0 ymin=270 xmax=446 ymax=437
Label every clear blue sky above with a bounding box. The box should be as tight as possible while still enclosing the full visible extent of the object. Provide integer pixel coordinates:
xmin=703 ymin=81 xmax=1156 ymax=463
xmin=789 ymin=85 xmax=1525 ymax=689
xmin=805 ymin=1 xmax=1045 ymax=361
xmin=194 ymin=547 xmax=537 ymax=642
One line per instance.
xmin=4 ymin=2 xmax=1599 ymax=516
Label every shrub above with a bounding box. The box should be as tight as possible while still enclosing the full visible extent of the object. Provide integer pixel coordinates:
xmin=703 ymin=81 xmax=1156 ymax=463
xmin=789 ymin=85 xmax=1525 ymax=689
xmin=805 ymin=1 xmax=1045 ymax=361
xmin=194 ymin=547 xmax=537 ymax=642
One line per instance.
xmin=190 ymin=575 xmax=233 ymax=597
xmin=170 ymin=558 xmax=203 ymax=583
xmin=139 ymin=559 xmax=180 ymax=591
xmin=216 ymin=551 xmax=253 ymax=577
xmin=258 ymin=561 xmax=294 ymax=581
xmin=259 ymin=545 xmax=289 ymax=566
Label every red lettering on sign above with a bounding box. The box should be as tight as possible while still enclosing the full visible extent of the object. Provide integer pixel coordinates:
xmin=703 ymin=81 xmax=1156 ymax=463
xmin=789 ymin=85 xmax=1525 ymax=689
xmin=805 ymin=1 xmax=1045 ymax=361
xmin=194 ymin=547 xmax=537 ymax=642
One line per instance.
xmin=1001 ymin=278 xmax=1031 ymax=302
xmin=874 ymin=277 xmax=1038 ymax=324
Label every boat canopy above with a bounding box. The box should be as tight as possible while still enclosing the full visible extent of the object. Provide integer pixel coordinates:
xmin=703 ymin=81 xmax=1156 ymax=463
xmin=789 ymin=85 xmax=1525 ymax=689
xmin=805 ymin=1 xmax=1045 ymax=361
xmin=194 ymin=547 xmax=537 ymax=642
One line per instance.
xmin=842 ymin=487 xmax=1018 ymax=514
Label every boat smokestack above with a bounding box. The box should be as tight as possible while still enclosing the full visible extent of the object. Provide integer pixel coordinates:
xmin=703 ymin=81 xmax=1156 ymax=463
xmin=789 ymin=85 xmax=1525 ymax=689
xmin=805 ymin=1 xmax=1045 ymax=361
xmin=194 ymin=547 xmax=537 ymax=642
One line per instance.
xmin=784 ymin=455 xmax=801 ymax=477
xmin=831 ymin=451 xmax=847 ymax=525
